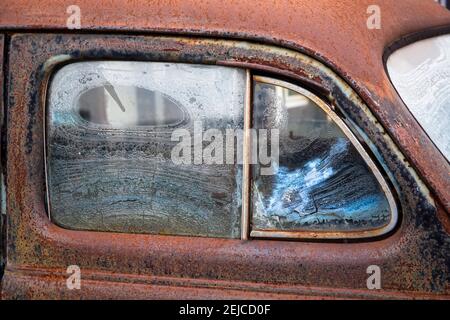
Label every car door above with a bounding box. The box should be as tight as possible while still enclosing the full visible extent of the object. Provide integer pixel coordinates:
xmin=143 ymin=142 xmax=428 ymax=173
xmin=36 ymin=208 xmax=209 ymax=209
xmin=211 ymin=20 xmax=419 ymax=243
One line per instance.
xmin=0 ymin=33 xmax=448 ymax=299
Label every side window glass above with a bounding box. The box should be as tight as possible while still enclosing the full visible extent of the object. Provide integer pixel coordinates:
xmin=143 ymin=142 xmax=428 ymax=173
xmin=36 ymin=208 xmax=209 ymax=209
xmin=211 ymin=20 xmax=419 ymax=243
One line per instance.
xmin=47 ymin=62 xmax=246 ymax=238
xmin=387 ymin=34 xmax=450 ymax=161
xmin=250 ymin=77 xmax=396 ymax=238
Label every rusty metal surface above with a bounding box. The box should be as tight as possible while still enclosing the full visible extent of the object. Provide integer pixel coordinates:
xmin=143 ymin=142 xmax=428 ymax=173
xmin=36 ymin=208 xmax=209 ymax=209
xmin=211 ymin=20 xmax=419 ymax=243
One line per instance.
xmin=0 ymin=34 xmax=4 ymax=289
xmin=0 ymin=0 xmax=449 ymax=212
xmin=3 ymin=265 xmax=448 ymax=300
xmin=1 ymin=34 xmax=449 ymax=299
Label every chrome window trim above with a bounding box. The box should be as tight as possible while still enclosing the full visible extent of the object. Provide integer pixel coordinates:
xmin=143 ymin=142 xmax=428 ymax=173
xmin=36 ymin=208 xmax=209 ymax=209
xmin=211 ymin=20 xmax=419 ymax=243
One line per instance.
xmin=241 ymin=69 xmax=252 ymax=240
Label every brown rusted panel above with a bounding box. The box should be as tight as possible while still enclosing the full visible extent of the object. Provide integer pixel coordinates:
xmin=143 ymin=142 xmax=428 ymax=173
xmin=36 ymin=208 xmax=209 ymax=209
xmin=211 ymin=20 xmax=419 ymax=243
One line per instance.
xmin=0 ymin=34 xmax=4 ymax=275
xmin=3 ymin=266 xmax=449 ymax=300
xmin=2 ymin=33 xmax=448 ymax=299
xmin=0 ymin=0 xmax=448 ymax=212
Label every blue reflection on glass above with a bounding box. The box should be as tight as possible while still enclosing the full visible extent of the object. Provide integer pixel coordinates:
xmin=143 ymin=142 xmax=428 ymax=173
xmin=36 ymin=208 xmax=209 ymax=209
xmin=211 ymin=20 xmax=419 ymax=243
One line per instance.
xmin=252 ymin=82 xmax=391 ymax=232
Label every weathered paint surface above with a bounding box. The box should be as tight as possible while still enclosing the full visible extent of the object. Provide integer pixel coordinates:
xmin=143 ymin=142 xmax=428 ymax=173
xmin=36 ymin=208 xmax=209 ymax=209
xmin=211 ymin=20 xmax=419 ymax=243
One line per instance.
xmin=1 ymin=33 xmax=449 ymax=299
xmin=0 ymin=0 xmax=450 ymax=211
xmin=0 ymin=34 xmax=4 ymax=288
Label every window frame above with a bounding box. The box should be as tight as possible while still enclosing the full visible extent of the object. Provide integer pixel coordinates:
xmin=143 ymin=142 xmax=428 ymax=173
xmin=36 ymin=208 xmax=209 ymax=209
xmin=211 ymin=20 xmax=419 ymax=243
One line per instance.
xmin=9 ymin=33 xmax=440 ymax=299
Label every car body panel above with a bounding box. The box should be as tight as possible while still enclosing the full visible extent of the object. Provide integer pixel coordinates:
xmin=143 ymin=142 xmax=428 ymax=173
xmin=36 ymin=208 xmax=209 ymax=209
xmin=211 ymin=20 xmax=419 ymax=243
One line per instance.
xmin=0 ymin=1 xmax=449 ymax=299
xmin=0 ymin=34 xmax=448 ymax=299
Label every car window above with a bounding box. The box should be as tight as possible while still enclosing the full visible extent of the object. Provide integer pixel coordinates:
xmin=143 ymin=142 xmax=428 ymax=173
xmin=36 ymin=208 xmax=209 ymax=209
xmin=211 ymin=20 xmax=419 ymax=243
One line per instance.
xmin=387 ymin=34 xmax=450 ymax=161
xmin=250 ymin=77 xmax=396 ymax=238
xmin=47 ymin=61 xmax=246 ymax=238
xmin=46 ymin=62 xmax=396 ymax=240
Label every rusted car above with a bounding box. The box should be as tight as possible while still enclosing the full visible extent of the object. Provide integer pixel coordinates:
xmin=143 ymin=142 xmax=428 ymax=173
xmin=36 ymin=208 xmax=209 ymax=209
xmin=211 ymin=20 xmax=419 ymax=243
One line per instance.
xmin=0 ymin=0 xmax=449 ymax=300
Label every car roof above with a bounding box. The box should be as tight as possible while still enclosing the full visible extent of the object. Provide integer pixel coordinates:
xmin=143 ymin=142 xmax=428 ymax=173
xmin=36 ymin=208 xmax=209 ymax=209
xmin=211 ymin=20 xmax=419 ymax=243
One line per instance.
xmin=1 ymin=1 xmax=449 ymax=83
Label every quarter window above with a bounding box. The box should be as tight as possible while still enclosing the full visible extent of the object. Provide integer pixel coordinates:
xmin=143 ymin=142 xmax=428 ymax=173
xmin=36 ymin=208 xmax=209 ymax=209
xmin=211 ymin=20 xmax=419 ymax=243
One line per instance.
xmin=250 ymin=77 xmax=395 ymax=239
